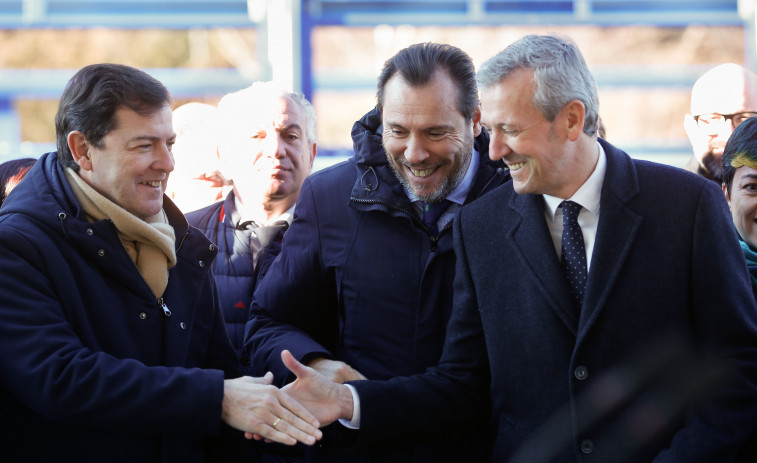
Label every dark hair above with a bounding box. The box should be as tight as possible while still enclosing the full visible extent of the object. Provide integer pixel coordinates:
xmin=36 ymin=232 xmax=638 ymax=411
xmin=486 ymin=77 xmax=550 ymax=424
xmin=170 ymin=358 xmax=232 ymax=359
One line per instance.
xmin=376 ymin=42 xmax=478 ymax=122
xmin=54 ymin=63 xmax=173 ymax=169
xmin=0 ymin=157 xmax=36 ymax=206
xmin=722 ymin=117 xmax=757 ymax=194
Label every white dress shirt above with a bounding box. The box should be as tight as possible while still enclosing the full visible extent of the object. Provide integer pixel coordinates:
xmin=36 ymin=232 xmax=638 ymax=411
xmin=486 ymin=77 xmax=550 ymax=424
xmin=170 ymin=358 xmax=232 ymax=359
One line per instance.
xmin=542 ymin=142 xmax=607 ymax=271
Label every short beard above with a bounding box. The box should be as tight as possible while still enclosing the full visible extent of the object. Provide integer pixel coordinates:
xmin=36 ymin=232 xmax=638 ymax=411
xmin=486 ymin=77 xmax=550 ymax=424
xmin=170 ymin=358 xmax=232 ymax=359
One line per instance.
xmin=700 ymin=151 xmax=724 ymax=182
xmin=387 ymin=134 xmax=474 ymax=203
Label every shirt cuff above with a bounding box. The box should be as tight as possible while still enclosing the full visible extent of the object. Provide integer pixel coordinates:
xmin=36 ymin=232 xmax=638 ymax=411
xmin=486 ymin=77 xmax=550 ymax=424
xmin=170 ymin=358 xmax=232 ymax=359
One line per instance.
xmin=337 ymin=383 xmax=361 ymax=429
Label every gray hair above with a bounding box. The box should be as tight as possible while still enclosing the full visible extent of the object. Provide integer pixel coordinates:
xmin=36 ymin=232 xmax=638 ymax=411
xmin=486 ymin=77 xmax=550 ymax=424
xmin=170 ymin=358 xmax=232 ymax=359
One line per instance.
xmin=217 ymin=81 xmax=317 ymax=143
xmin=477 ymin=34 xmax=599 ymax=137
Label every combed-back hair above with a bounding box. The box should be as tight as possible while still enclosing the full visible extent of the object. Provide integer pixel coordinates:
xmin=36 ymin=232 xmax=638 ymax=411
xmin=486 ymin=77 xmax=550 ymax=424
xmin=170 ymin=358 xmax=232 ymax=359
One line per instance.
xmin=376 ymin=42 xmax=479 ymax=122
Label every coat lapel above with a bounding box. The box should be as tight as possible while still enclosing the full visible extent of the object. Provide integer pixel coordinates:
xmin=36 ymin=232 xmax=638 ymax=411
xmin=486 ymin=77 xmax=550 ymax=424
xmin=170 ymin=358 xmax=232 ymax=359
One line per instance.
xmin=508 ymin=193 xmax=579 ymax=334
xmin=578 ymin=141 xmax=643 ymax=336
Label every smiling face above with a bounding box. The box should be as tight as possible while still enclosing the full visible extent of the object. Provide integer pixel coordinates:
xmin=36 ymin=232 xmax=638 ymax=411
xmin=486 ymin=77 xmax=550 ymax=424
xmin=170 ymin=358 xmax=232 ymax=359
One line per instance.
xmin=481 ymin=69 xmax=586 ymax=199
xmin=72 ymin=105 xmax=175 ymax=220
xmin=220 ymin=95 xmax=315 ymax=214
xmin=726 ymin=165 xmax=757 ymax=249
xmin=381 ymin=71 xmax=480 ymax=202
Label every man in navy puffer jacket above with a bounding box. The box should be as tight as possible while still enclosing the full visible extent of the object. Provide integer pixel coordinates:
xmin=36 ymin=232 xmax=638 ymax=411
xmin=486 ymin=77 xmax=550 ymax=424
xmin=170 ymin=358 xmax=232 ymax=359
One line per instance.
xmin=245 ymin=43 xmax=509 ymax=462
xmin=0 ymin=64 xmax=321 ymax=463
xmin=187 ymin=82 xmax=317 ymax=377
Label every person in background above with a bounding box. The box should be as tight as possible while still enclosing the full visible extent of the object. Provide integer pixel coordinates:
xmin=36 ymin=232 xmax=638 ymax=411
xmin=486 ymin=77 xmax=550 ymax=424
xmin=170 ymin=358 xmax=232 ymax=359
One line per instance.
xmin=0 ymin=157 xmax=36 ymax=207
xmin=722 ymin=116 xmax=757 ymax=295
xmin=684 ymin=63 xmax=757 ymax=183
xmin=279 ymin=34 xmax=757 ymax=463
xmin=0 ymin=63 xmax=320 ymax=463
xmin=187 ymin=81 xmax=317 ymax=378
xmin=166 ymin=102 xmax=228 ymax=213
xmin=245 ymin=42 xmax=508 ymax=462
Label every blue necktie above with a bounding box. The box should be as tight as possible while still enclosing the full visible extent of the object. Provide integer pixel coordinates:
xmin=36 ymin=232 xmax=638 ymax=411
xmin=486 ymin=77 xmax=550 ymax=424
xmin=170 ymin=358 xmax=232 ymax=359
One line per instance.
xmin=560 ymin=200 xmax=587 ymax=306
xmin=420 ymin=200 xmax=451 ymax=235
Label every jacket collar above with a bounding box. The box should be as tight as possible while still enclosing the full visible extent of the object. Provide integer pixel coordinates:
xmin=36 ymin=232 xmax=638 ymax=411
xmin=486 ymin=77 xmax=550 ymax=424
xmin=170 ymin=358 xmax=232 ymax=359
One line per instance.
xmin=504 ymin=139 xmax=642 ymax=335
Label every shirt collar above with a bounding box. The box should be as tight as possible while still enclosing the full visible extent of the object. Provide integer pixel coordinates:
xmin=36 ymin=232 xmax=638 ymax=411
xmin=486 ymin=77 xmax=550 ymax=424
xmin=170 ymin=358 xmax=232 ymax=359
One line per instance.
xmin=234 ymin=194 xmax=295 ymax=226
xmin=405 ymin=146 xmax=480 ymax=205
xmin=543 ymin=141 xmax=607 ymax=220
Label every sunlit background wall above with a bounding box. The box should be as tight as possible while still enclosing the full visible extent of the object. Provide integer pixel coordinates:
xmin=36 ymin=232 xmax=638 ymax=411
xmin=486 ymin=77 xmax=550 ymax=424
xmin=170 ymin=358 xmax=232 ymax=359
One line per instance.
xmin=0 ymin=0 xmax=755 ymax=171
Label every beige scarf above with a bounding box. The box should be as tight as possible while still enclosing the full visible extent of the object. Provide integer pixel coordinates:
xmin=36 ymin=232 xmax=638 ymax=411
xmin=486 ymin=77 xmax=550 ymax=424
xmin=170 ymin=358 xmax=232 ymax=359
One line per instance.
xmin=65 ymin=167 xmax=177 ymax=298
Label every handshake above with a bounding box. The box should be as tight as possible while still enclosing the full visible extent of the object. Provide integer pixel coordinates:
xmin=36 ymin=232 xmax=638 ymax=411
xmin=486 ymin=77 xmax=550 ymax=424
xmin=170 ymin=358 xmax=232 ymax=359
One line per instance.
xmin=221 ymin=350 xmax=366 ymax=445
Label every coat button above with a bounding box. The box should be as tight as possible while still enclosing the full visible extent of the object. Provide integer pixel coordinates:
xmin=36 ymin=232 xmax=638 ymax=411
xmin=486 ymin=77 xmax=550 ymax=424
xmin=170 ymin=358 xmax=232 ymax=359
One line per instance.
xmin=179 ymin=322 xmax=187 ymax=330
xmin=209 ymin=244 xmax=217 ymax=252
xmin=198 ymin=260 xmax=205 ymax=268
xmin=97 ymin=249 xmax=105 ymax=257
xmin=86 ymin=228 xmax=94 ymax=235
xmin=574 ymin=365 xmax=588 ymax=381
xmin=139 ymin=312 xmax=147 ymax=320
xmin=580 ymin=439 xmax=594 ymax=454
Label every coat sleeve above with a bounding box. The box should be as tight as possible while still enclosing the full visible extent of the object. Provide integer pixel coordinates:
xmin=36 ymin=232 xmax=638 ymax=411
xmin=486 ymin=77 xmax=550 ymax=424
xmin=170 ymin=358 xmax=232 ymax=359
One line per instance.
xmin=652 ymin=181 xmax=757 ymax=462
xmin=350 ymin=207 xmax=491 ymax=444
xmin=245 ymin=179 xmax=337 ymax=386
xmin=0 ymin=224 xmax=226 ymax=435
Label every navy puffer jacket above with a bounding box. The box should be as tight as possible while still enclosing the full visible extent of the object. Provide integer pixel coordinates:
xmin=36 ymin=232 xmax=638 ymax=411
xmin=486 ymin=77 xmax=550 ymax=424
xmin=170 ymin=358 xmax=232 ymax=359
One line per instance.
xmin=245 ymin=107 xmax=508 ymax=462
xmin=0 ymin=152 xmax=242 ymax=463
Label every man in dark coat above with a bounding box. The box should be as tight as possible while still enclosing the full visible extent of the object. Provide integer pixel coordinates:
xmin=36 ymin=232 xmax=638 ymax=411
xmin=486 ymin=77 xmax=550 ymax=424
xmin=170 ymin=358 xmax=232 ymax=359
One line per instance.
xmin=187 ymin=82 xmax=317 ymax=377
xmin=0 ymin=63 xmax=320 ymax=463
xmin=281 ymin=35 xmax=757 ymax=463
xmin=244 ymin=43 xmax=508 ymax=462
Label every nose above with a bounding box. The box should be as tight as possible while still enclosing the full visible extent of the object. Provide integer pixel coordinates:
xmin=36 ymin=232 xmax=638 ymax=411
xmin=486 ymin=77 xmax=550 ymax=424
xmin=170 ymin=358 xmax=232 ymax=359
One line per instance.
xmin=488 ymin=132 xmax=512 ymax=161
xmin=716 ymin=119 xmax=736 ymax=140
xmin=263 ymin=134 xmax=287 ymax=159
xmin=156 ymin=141 xmax=175 ymax=173
xmin=404 ymin=134 xmax=429 ymax=164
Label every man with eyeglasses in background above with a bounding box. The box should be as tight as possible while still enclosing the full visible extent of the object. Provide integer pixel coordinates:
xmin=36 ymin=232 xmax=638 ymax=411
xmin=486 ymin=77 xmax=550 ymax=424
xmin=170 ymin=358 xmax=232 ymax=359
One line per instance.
xmin=684 ymin=63 xmax=757 ymax=183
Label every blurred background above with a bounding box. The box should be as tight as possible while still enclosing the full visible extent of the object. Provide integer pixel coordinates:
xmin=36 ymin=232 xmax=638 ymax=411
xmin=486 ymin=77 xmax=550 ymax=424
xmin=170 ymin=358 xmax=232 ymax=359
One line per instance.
xmin=0 ymin=0 xmax=755 ymax=170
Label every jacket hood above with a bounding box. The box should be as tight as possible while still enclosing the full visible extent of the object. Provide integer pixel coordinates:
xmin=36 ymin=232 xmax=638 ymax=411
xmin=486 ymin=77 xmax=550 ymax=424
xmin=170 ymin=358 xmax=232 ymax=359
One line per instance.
xmin=0 ymin=152 xmax=81 ymax=228
xmin=351 ymin=106 xmax=386 ymax=167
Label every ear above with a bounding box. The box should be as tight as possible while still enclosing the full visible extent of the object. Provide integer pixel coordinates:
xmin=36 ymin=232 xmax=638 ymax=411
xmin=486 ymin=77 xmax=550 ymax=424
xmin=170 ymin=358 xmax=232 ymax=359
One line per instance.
xmin=722 ymin=182 xmax=731 ymax=202
xmin=308 ymin=143 xmax=317 ymax=172
xmin=67 ymin=131 xmax=93 ymax=171
xmin=472 ymin=102 xmax=483 ymax=137
xmin=563 ymin=100 xmax=586 ymax=142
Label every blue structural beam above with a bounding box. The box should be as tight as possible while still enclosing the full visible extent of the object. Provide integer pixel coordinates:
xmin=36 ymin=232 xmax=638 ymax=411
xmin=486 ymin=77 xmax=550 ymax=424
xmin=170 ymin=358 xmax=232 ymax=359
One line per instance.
xmin=0 ymin=1 xmax=741 ymax=28
xmin=0 ymin=68 xmax=255 ymax=99
xmin=303 ymin=0 xmax=741 ymax=26
xmin=0 ymin=0 xmax=252 ymax=28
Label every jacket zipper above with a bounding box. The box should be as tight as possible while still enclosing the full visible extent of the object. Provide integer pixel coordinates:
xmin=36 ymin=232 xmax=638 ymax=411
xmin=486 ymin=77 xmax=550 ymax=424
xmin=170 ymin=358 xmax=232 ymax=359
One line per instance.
xmin=158 ymin=297 xmax=171 ymax=318
xmin=351 ymin=196 xmax=442 ymax=250
xmin=111 ymin=220 xmax=173 ymax=319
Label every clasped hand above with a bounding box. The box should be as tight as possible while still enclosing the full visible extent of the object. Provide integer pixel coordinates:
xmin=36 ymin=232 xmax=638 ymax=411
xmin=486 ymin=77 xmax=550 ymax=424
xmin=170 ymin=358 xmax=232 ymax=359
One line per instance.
xmin=236 ymin=351 xmax=358 ymax=442
xmin=222 ymin=371 xmax=322 ymax=446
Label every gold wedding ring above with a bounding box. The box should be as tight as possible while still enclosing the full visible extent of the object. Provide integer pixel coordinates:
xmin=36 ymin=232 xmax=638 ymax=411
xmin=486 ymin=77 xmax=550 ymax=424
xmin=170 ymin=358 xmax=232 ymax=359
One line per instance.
xmin=272 ymin=418 xmax=281 ymax=429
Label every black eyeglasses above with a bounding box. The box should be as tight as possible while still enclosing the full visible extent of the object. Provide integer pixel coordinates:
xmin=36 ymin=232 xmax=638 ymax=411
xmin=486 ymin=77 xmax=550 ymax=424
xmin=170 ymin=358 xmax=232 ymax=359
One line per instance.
xmin=693 ymin=111 xmax=757 ymax=134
